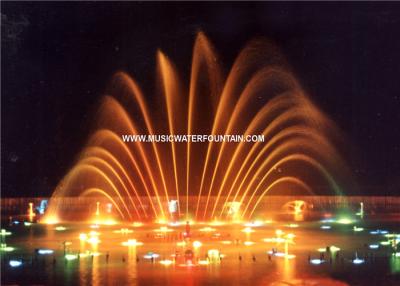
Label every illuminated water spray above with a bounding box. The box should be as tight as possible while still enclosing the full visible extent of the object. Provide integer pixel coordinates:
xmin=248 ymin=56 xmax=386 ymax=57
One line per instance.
xmin=43 ymin=32 xmax=350 ymax=223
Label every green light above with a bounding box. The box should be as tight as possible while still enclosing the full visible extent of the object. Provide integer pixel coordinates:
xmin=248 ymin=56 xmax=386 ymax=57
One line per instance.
xmin=65 ymin=254 xmax=78 ymax=260
xmin=353 ymin=226 xmax=364 ymax=232
xmin=336 ymin=217 xmax=354 ymax=225
xmin=380 ymin=241 xmax=391 ymax=246
xmin=0 ymin=243 xmax=15 ymax=252
xmin=24 ymin=222 xmax=32 ymax=226
xmin=0 ymin=229 xmax=12 ymax=236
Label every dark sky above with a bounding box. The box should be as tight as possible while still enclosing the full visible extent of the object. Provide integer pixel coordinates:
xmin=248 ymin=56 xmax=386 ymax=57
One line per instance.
xmin=2 ymin=2 xmax=400 ymax=197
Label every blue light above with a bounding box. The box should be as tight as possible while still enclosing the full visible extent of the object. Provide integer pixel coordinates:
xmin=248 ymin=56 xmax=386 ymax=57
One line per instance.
xmin=310 ymin=259 xmax=324 ymax=265
xmin=38 ymin=249 xmax=54 ymax=255
xmin=9 ymin=260 xmax=22 ymax=267
xmin=369 ymin=244 xmax=379 ymax=249
xmin=353 ymin=258 xmax=365 ymax=264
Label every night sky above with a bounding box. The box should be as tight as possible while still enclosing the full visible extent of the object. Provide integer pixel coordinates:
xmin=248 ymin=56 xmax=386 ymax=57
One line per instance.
xmin=2 ymin=2 xmax=400 ymax=197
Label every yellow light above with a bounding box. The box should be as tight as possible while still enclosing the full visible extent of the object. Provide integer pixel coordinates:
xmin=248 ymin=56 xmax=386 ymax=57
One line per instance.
xmin=285 ymin=223 xmax=299 ymax=228
xmin=198 ymin=259 xmax=209 ymax=265
xmin=241 ymin=227 xmax=254 ymax=233
xmin=156 ymin=218 xmax=168 ymax=225
xmin=79 ymin=233 xmax=88 ymax=241
xmin=122 ymin=239 xmax=143 ymax=246
xmin=193 ymin=241 xmax=202 ymax=248
xmin=221 ymin=240 xmax=232 ymax=245
xmin=244 ymin=241 xmax=255 ymax=246
xmin=114 ymin=228 xmax=133 ymax=234
xmin=209 ymin=220 xmax=225 ymax=226
xmin=132 ymin=222 xmax=143 ymax=227
xmin=337 ymin=218 xmax=354 ymax=225
xmin=65 ymin=254 xmax=78 ymax=261
xmin=276 ymin=229 xmax=284 ymax=237
xmin=89 ymin=231 xmax=100 ymax=236
xmin=176 ymin=241 xmax=186 ymax=247
xmin=42 ymin=216 xmax=59 ymax=225
xmin=159 ymin=259 xmax=174 ymax=265
xmin=55 ymin=226 xmax=66 ymax=231
xmin=154 ymin=226 xmax=173 ymax=232
xmin=87 ymin=236 xmax=100 ymax=245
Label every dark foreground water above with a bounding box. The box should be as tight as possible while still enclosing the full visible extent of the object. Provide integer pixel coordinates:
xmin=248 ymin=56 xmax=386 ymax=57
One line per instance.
xmin=1 ymin=215 xmax=400 ymax=285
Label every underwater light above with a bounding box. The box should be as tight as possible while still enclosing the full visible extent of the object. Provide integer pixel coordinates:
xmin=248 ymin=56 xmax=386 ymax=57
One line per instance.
xmin=9 ymin=260 xmax=22 ymax=267
xmin=198 ymin=259 xmax=210 ymax=265
xmin=113 ymin=228 xmax=133 ymax=234
xmin=159 ymin=259 xmax=174 ymax=265
xmin=122 ymin=239 xmax=143 ymax=246
xmin=244 ymin=241 xmax=255 ymax=246
xmin=241 ymin=227 xmax=254 ymax=233
xmin=310 ymin=259 xmax=324 ymax=265
xmin=65 ymin=254 xmax=78 ymax=261
xmin=144 ymin=252 xmax=160 ymax=259
xmin=38 ymin=249 xmax=54 ymax=255
xmin=336 ymin=218 xmax=354 ymax=225
xmin=352 ymin=258 xmax=365 ymax=264
xmin=0 ymin=229 xmax=11 ymax=236
xmin=0 ymin=243 xmax=15 ymax=252
xmin=244 ymin=220 xmax=264 ymax=227
xmin=193 ymin=241 xmax=202 ymax=248
xmin=285 ymin=223 xmax=299 ymax=228
xmin=369 ymin=244 xmax=379 ymax=249
xmin=320 ymin=219 xmax=335 ymax=223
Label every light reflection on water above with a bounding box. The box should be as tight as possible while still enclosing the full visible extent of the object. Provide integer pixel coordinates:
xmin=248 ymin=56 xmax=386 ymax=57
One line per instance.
xmin=1 ymin=219 xmax=399 ymax=285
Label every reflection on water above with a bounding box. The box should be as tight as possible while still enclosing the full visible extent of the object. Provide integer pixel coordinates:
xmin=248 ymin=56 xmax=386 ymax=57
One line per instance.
xmin=1 ymin=219 xmax=400 ymax=285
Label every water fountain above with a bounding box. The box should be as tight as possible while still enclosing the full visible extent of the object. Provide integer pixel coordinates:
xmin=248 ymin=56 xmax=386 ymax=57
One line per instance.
xmin=43 ymin=32 xmax=350 ymax=223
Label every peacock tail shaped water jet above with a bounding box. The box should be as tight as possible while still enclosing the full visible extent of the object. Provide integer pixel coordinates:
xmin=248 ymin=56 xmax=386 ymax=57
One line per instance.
xmin=43 ymin=32 xmax=351 ymax=224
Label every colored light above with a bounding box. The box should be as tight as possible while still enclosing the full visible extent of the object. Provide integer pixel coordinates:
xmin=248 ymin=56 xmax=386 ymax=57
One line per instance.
xmin=24 ymin=222 xmax=32 ymax=226
xmin=244 ymin=220 xmax=263 ymax=227
xmin=160 ymin=259 xmax=174 ymax=265
xmin=241 ymin=227 xmax=254 ymax=233
xmin=221 ymin=240 xmax=232 ymax=245
xmin=132 ymin=222 xmax=143 ymax=227
xmin=113 ymin=228 xmax=133 ymax=234
xmin=9 ymin=260 xmax=22 ymax=267
xmin=244 ymin=241 xmax=255 ymax=246
xmin=321 ymin=225 xmax=331 ymax=230
xmin=193 ymin=241 xmax=202 ymax=248
xmin=87 ymin=236 xmax=100 ymax=244
xmin=336 ymin=218 xmax=354 ymax=225
xmin=144 ymin=252 xmax=160 ymax=259
xmin=55 ymin=226 xmax=66 ymax=231
xmin=369 ymin=244 xmax=379 ymax=249
xmin=79 ymin=233 xmax=88 ymax=241
xmin=311 ymin=259 xmax=324 ymax=265
xmin=198 ymin=259 xmax=210 ymax=265
xmin=353 ymin=258 xmax=364 ymax=264
xmin=285 ymin=223 xmax=299 ymax=228
xmin=353 ymin=226 xmax=364 ymax=232
xmin=122 ymin=239 xmax=143 ymax=246
xmin=0 ymin=243 xmax=15 ymax=252
xmin=381 ymin=241 xmax=391 ymax=246
xmin=38 ymin=249 xmax=54 ymax=255
xmin=199 ymin=227 xmax=216 ymax=232
xmin=65 ymin=254 xmax=78 ymax=260
xmin=0 ymin=229 xmax=11 ymax=236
